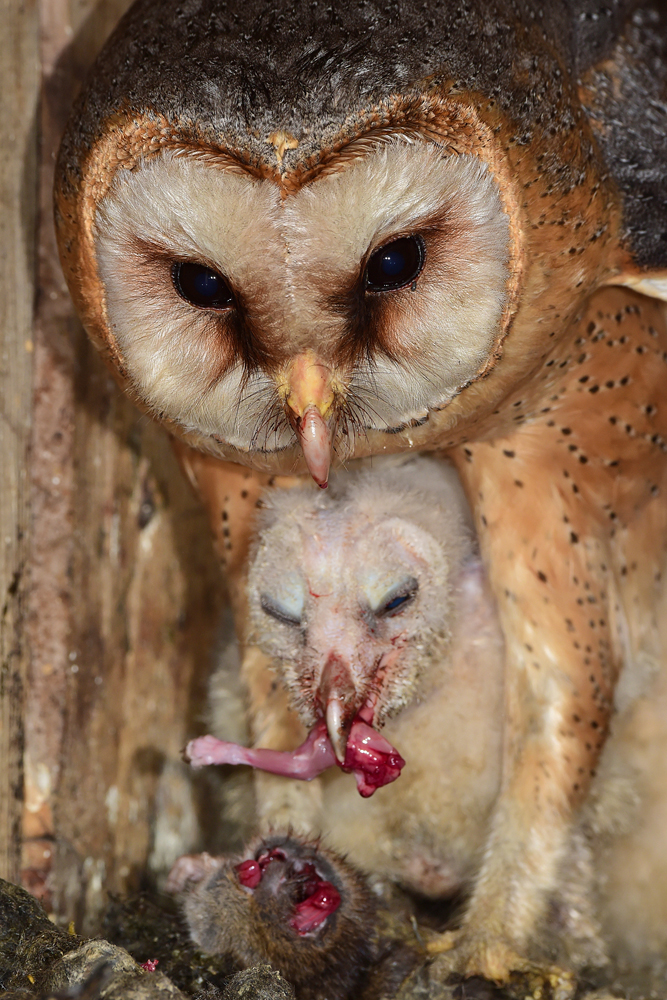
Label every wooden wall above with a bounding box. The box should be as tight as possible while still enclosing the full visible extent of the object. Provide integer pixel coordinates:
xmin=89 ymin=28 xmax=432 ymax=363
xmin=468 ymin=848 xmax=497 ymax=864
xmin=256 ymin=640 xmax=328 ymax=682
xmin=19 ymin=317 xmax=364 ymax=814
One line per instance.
xmin=0 ymin=0 xmax=40 ymax=900
xmin=1 ymin=0 xmax=227 ymax=932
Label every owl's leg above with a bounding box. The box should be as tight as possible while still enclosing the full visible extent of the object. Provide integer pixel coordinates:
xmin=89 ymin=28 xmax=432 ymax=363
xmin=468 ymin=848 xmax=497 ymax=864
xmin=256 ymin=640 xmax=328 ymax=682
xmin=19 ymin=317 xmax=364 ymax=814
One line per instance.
xmin=172 ymin=444 xmax=324 ymax=832
xmin=438 ymin=447 xmax=625 ymax=992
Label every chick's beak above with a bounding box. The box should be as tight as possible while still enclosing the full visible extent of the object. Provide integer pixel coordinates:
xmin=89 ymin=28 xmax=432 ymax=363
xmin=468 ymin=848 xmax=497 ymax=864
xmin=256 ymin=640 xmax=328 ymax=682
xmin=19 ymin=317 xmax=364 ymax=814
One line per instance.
xmin=318 ymin=654 xmax=360 ymax=763
xmin=281 ymin=352 xmax=335 ymax=488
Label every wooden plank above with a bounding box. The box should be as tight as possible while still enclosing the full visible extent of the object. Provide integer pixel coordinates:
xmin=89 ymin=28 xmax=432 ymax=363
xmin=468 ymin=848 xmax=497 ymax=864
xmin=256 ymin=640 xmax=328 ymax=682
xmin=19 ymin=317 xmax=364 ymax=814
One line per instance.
xmin=22 ymin=0 xmax=228 ymax=927
xmin=0 ymin=0 xmax=39 ymax=884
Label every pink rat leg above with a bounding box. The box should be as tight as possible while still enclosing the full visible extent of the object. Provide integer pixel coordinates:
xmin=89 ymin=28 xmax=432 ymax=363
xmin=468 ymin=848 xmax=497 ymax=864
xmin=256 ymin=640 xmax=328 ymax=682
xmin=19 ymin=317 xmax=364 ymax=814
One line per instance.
xmin=186 ymin=716 xmax=404 ymax=795
xmin=185 ymin=720 xmax=336 ymax=779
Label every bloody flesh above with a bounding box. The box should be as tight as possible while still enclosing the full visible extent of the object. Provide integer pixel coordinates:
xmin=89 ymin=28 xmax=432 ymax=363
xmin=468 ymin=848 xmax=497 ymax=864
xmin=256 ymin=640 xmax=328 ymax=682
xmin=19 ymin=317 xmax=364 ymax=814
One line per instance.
xmin=235 ymin=848 xmax=341 ymax=935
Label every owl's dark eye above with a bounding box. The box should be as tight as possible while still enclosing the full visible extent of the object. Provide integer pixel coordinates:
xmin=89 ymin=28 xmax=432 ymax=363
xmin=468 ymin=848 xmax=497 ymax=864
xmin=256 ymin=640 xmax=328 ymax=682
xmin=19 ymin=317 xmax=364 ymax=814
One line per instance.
xmin=365 ymin=236 xmax=425 ymax=292
xmin=172 ymin=261 xmax=234 ymax=309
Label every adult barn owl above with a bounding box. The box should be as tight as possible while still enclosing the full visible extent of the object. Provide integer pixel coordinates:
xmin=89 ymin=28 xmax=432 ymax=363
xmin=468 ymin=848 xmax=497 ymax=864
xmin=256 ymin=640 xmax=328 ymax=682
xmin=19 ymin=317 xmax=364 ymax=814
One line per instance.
xmin=55 ymin=0 xmax=667 ymax=986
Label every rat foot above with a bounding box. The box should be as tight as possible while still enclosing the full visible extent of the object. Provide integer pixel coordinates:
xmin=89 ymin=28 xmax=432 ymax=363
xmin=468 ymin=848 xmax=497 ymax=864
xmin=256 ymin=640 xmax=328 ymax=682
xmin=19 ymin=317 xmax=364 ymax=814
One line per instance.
xmin=427 ymin=929 xmax=576 ymax=1000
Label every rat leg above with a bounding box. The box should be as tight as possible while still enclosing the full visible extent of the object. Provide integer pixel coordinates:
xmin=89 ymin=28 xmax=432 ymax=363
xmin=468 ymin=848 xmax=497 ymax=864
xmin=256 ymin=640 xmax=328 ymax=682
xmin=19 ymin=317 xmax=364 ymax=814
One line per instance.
xmin=172 ymin=446 xmax=326 ymax=832
xmin=241 ymin=646 xmax=326 ymax=834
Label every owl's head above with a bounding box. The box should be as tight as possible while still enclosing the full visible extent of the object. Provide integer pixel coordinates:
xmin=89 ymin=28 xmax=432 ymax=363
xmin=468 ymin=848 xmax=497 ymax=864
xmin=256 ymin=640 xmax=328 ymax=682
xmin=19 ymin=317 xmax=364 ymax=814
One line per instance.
xmin=89 ymin=141 xmax=512 ymax=486
xmin=246 ymin=457 xmax=473 ymax=759
xmin=56 ymin=0 xmax=663 ymax=481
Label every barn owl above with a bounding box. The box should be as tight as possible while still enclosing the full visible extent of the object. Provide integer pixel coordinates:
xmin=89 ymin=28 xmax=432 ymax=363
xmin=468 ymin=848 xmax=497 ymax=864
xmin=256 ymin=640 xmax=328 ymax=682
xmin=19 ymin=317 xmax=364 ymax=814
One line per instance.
xmin=55 ymin=0 xmax=667 ymax=987
xmin=185 ymin=458 xmax=667 ymax=987
xmin=179 ymin=457 xmax=667 ymax=995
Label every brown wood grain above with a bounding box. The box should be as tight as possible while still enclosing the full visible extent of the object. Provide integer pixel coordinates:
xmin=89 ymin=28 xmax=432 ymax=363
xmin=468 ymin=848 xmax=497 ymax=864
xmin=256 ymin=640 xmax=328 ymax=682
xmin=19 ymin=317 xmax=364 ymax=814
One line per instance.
xmin=0 ymin=0 xmax=229 ymax=928
xmin=0 ymin=0 xmax=39 ymax=885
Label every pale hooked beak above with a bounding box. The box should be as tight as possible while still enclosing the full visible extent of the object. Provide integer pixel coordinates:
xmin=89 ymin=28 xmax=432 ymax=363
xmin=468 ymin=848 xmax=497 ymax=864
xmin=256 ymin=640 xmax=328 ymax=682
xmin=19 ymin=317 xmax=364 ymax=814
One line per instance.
xmin=295 ymin=407 xmax=331 ymax=489
xmin=281 ymin=351 xmax=336 ymax=488
xmin=318 ymin=655 xmax=359 ymax=763
xmin=326 ymin=695 xmax=348 ymax=764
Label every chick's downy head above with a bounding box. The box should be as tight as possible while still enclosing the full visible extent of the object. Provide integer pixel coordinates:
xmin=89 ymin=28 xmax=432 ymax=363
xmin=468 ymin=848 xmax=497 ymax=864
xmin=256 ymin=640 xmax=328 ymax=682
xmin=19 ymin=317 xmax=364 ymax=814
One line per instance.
xmin=247 ymin=459 xmax=472 ymax=760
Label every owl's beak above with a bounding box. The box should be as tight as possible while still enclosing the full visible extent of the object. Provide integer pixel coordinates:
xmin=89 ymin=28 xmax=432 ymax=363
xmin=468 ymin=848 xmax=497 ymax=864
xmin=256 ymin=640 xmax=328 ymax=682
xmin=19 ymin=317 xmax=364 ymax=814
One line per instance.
xmin=294 ymin=407 xmax=331 ymax=489
xmin=281 ymin=352 xmax=335 ymax=488
xmin=318 ymin=654 xmax=358 ymax=763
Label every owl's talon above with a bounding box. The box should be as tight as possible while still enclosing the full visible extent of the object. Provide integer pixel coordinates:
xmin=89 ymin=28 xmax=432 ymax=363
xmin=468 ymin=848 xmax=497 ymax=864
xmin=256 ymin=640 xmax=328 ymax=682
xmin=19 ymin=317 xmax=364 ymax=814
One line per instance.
xmin=428 ymin=930 xmax=576 ymax=1000
xmin=425 ymin=929 xmax=458 ymax=954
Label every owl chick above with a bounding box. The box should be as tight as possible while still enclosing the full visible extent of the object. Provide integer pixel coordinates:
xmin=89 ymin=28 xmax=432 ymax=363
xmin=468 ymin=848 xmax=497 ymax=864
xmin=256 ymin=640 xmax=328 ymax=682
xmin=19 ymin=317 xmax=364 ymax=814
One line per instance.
xmin=189 ymin=456 xmax=506 ymax=899
xmin=166 ymin=833 xmax=377 ymax=1000
xmin=186 ymin=457 xmax=613 ymax=973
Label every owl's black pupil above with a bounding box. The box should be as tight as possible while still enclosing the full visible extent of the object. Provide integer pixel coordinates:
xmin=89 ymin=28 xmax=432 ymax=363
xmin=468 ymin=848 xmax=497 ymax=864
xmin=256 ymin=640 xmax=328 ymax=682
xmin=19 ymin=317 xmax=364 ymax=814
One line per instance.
xmin=172 ymin=261 xmax=234 ymax=309
xmin=365 ymin=236 xmax=425 ymax=292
